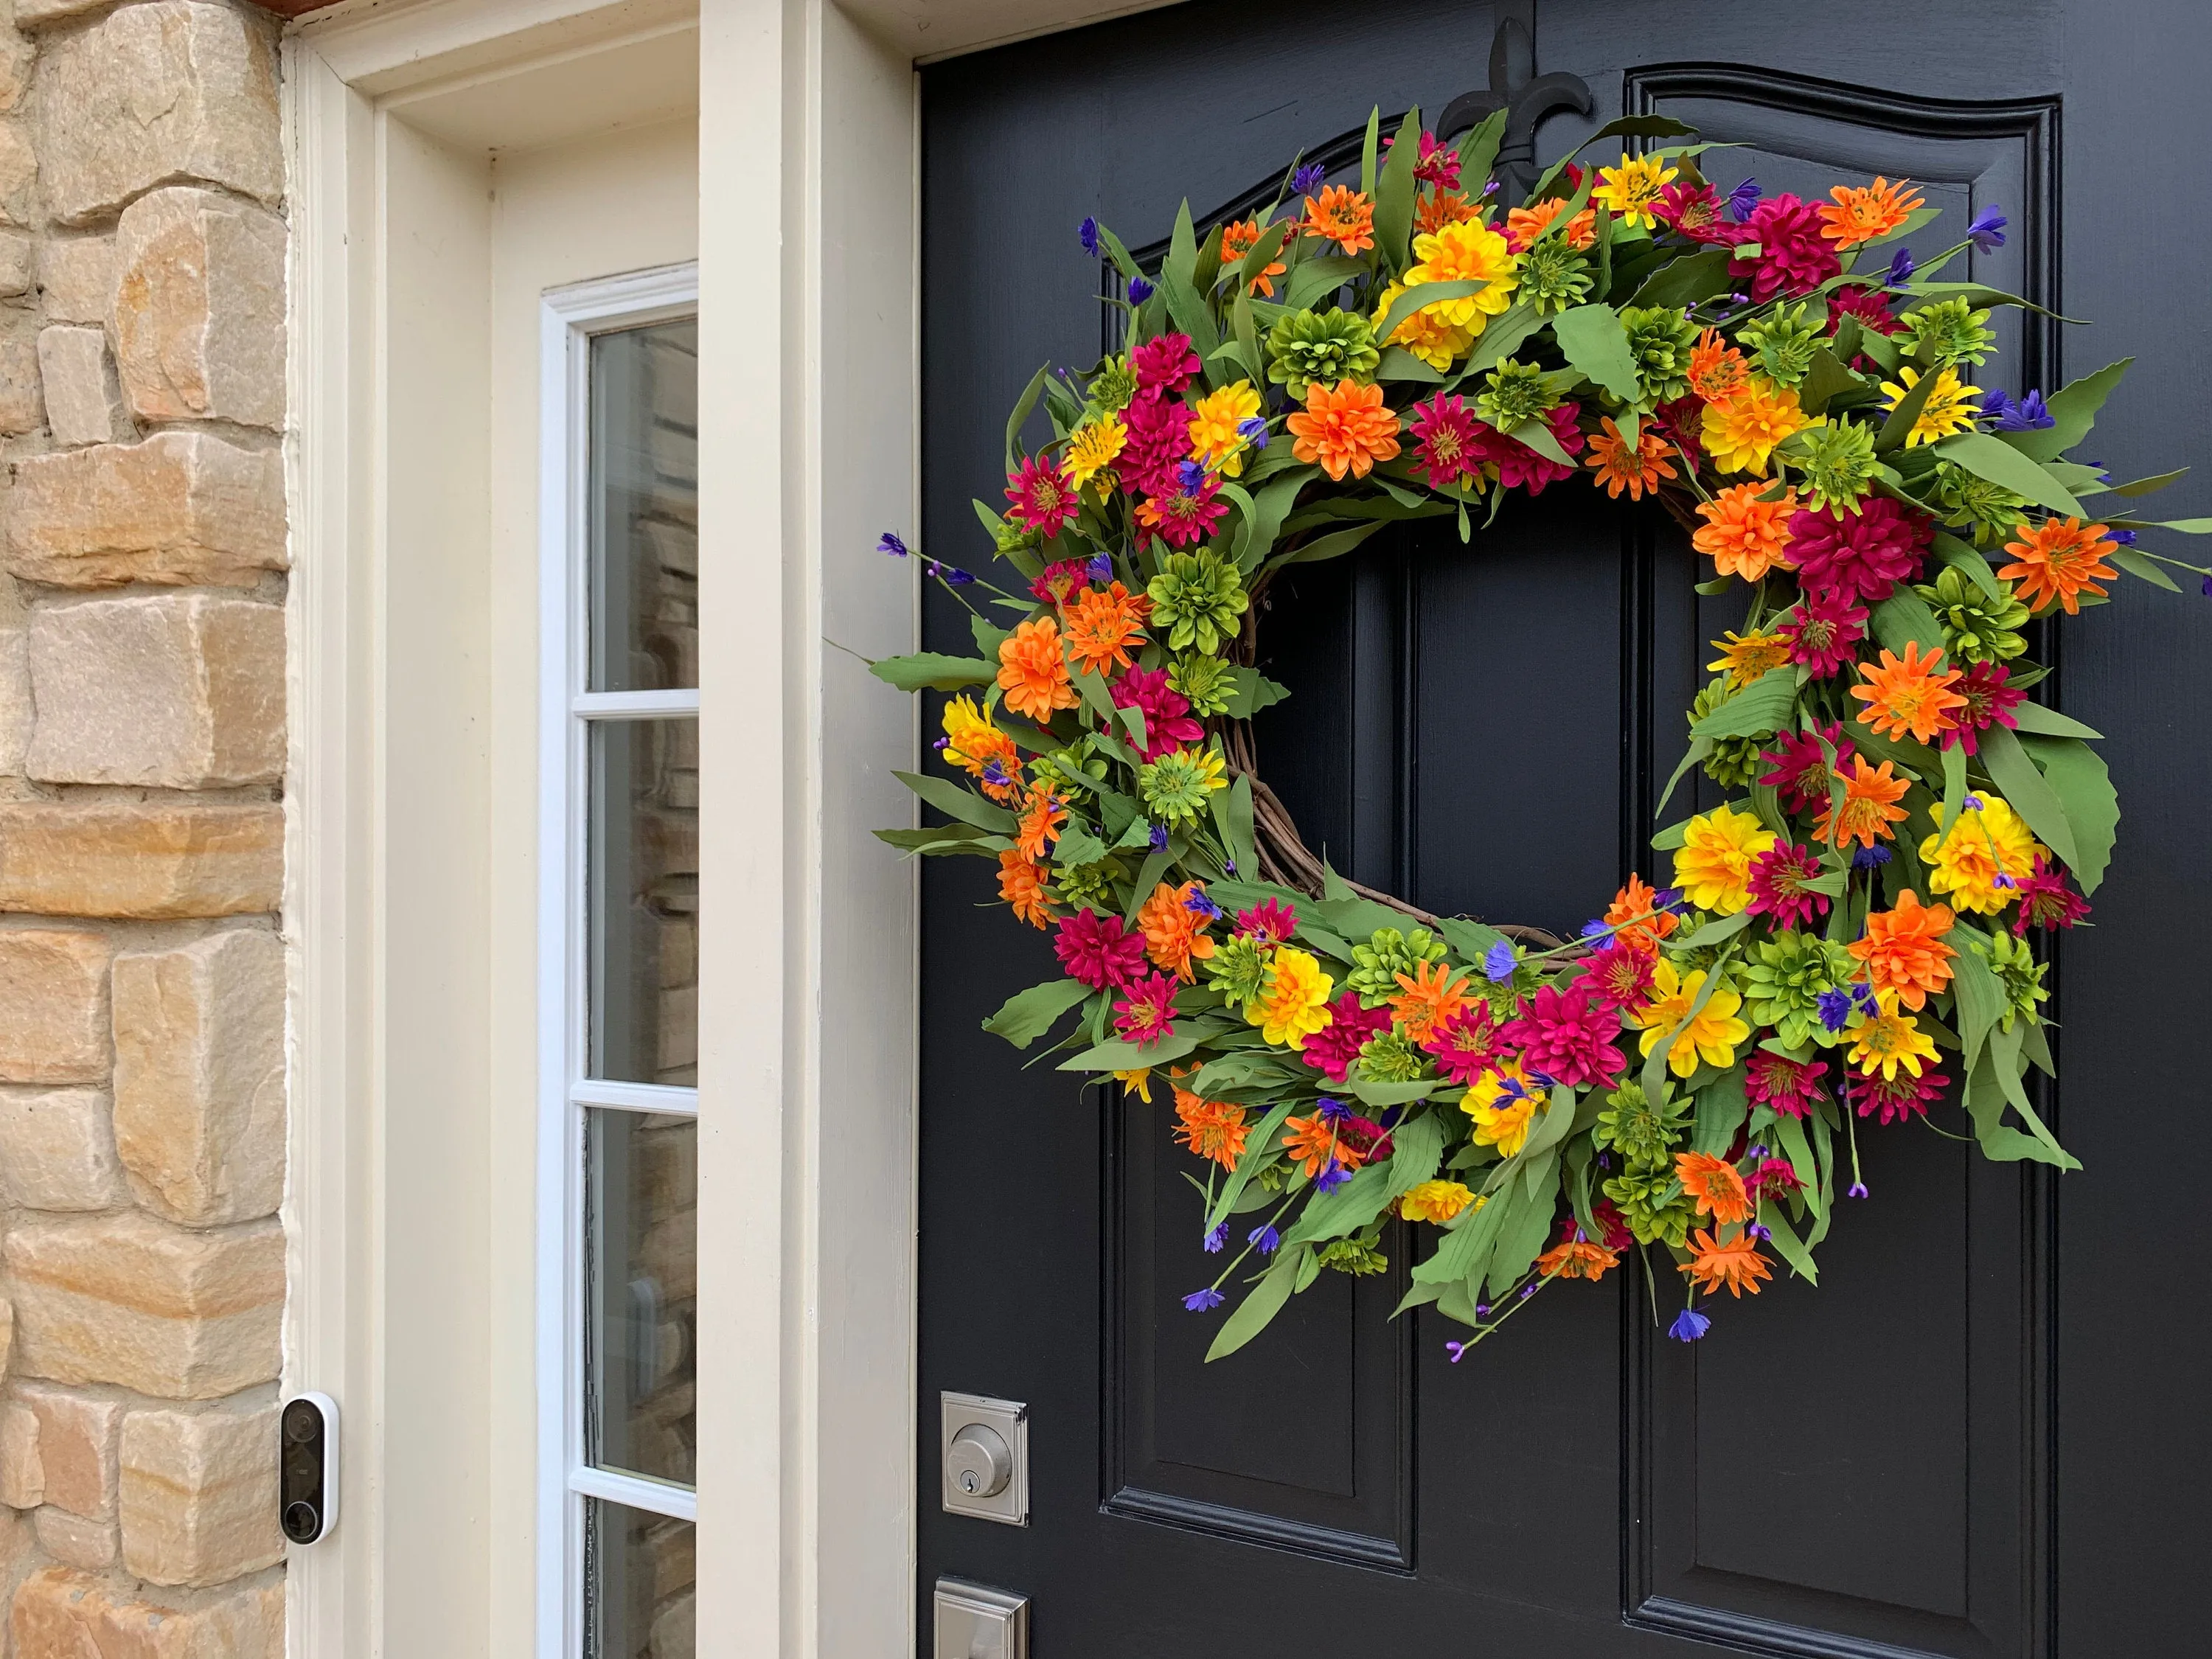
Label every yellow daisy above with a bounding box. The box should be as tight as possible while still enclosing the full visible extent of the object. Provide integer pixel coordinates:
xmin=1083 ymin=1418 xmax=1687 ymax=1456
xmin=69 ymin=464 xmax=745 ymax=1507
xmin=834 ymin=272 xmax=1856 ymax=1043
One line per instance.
xmin=1879 ymin=365 xmax=1983 ymax=448
xmin=1185 ymin=381 xmax=1262 ymax=478
xmin=1673 ymin=803 xmax=1777 ymax=916
xmin=1590 ymin=151 xmax=1679 ymax=230
xmin=1701 ymin=378 xmax=1813 ymax=476
xmin=1919 ymin=794 xmax=2044 ymax=914
xmin=1630 ymin=959 xmax=1752 ymax=1078
xmin=1847 ymin=1009 xmax=1940 ymax=1080
xmin=1062 ymin=411 xmax=1127 ymax=489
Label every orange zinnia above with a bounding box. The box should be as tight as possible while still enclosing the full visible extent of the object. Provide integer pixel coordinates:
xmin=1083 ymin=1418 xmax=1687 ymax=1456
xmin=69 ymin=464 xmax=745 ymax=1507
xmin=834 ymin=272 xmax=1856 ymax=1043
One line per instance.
xmin=1504 ymin=195 xmax=1597 ymax=251
xmin=1390 ymin=958 xmax=1475 ymax=1043
xmin=1138 ymin=880 xmax=1217 ymax=981
xmin=1605 ymin=874 xmax=1679 ymax=956
xmin=1851 ymin=641 xmax=1967 ymax=744
xmin=1686 ymin=326 xmax=1750 ymax=402
xmin=1997 ymin=516 xmax=2118 ymax=616
xmin=1674 ymin=1152 xmax=1753 ymax=1227
xmin=1585 ymin=416 xmax=1678 ymax=500
xmin=1173 ymin=1088 xmax=1248 ymax=1170
xmin=1301 ymin=184 xmax=1375 ymax=255
xmin=1815 ymin=755 xmax=1911 ymax=849
xmin=1014 ymin=787 xmax=1066 ymax=862
xmin=996 ymin=616 xmax=1079 ymax=721
xmin=1287 ymin=378 xmax=1402 ymax=481
xmin=1415 ymin=188 xmax=1483 ymax=236
xmin=1062 ymin=581 xmax=1150 ymax=676
xmin=1537 ymin=1236 xmax=1621 ymax=1281
xmin=1683 ymin=1228 xmax=1773 ymax=1298
xmin=1281 ymin=1111 xmax=1366 ymax=1179
xmin=1220 ymin=216 xmax=1287 ymax=297
xmin=1848 ymin=888 xmax=1957 ymax=1012
xmin=997 ymin=848 xmax=1057 ymax=929
xmin=1692 ymin=482 xmax=1798 ymax=581
xmin=1817 ymin=176 xmax=1924 ymax=247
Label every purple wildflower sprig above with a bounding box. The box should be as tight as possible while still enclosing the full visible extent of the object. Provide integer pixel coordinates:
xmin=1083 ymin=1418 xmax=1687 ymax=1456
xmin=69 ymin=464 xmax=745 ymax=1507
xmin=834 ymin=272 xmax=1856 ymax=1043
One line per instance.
xmin=875 ymin=529 xmax=1025 ymax=611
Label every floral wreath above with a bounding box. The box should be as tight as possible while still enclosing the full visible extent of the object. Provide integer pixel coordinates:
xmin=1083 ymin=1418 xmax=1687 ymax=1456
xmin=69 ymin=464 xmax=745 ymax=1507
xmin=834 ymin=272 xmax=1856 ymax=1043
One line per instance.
xmin=870 ymin=105 xmax=2212 ymax=1358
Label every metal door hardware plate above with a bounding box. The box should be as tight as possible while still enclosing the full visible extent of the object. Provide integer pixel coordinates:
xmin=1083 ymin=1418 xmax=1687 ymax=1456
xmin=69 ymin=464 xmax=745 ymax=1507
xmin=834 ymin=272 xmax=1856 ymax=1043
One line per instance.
xmin=940 ymin=1392 xmax=1028 ymax=1525
xmin=934 ymin=1578 xmax=1028 ymax=1659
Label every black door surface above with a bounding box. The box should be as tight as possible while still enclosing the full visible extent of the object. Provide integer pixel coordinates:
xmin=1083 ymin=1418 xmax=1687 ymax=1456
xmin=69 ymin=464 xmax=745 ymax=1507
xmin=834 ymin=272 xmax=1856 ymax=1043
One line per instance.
xmin=916 ymin=3 xmax=2211 ymax=1653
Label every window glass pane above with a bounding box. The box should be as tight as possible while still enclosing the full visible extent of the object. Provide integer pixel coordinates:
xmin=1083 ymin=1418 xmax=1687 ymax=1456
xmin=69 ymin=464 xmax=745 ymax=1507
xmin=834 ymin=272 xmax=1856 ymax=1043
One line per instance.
xmin=583 ymin=1499 xmax=693 ymax=1659
xmin=588 ymin=320 xmax=698 ymax=692
xmin=588 ymin=718 xmax=698 ymax=1085
xmin=583 ymin=1107 xmax=696 ymax=1487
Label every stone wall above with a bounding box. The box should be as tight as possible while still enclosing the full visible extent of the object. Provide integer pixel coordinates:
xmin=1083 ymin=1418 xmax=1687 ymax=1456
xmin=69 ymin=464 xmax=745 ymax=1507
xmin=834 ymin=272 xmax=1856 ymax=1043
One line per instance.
xmin=0 ymin=0 xmax=288 ymax=1651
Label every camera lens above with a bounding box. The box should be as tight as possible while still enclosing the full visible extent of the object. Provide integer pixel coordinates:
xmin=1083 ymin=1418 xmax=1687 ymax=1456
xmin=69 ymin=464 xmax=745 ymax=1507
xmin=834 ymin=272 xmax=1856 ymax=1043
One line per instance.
xmin=283 ymin=1500 xmax=321 ymax=1543
xmin=284 ymin=1404 xmax=320 ymax=1444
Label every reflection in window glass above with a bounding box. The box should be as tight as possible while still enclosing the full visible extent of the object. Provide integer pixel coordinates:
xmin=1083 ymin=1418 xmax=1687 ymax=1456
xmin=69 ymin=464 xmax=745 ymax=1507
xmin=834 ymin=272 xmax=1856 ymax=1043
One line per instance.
xmin=584 ymin=1108 xmax=696 ymax=1488
xmin=588 ymin=719 xmax=698 ymax=1085
xmin=588 ymin=321 xmax=698 ymax=692
xmin=583 ymin=1499 xmax=694 ymax=1659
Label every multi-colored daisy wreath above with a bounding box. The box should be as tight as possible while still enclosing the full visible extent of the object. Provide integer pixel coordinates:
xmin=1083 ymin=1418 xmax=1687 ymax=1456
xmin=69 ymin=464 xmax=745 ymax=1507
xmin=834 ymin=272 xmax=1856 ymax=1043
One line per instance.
xmin=870 ymin=105 xmax=2211 ymax=1358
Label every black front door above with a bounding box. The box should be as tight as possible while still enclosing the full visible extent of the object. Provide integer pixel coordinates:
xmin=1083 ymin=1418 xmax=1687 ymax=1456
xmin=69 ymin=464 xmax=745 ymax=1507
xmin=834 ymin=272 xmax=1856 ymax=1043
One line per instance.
xmin=916 ymin=3 xmax=2211 ymax=1653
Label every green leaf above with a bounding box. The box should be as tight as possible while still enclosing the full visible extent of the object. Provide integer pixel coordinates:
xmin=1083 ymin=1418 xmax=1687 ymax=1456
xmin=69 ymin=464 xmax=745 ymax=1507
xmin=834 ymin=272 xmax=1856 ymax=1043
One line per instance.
xmin=1374 ymin=279 xmax=1490 ymax=348
xmin=1761 ymin=1206 xmax=1819 ymax=1284
xmin=1975 ymin=726 xmax=2078 ymax=870
xmin=1283 ymin=255 xmax=1365 ymax=313
xmin=1550 ymin=303 xmax=1641 ymax=403
xmin=1627 ymin=245 xmax=1735 ymax=310
xmin=1224 ymin=773 xmax=1257 ymax=881
xmin=1058 ymin=1032 xmax=1200 ymax=1072
xmin=1939 ymin=737 xmax=1969 ymax=840
xmin=2020 ymin=734 xmax=2118 ymax=894
xmin=872 ymin=825 xmax=1004 ymax=859
xmin=1455 ymin=108 xmax=1508 ymax=195
xmin=2106 ymin=545 xmax=2183 ymax=593
xmin=2008 ymin=703 xmax=2103 ymax=740
xmin=1375 ymin=346 xmax=1447 ymax=383
xmin=1206 ymin=1102 xmax=1298 ymax=1231
xmin=2003 ymin=358 xmax=2130 ymax=462
xmin=983 ymin=978 xmax=1094 ymax=1049
xmin=1004 ymin=362 xmax=1051 ymax=470
xmin=1871 ymin=588 xmax=1947 ymax=657
xmin=1522 ymin=114 xmax=1696 ymax=204
xmin=1385 ymin=1110 xmax=1445 ymax=1197
xmin=1459 ymin=299 xmax=1545 ymax=376
xmin=1770 ymin=1115 xmax=1823 ymax=1223
xmin=970 ymin=611 xmax=1012 ymax=660
xmin=1794 ymin=347 xmax=1865 ymax=420
xmin=1690 ymin=1068 xmax=1748 ymax=1156
xmin=1508 ymin=414 xmax=1575 ymax=467
xmin=1277 ymin=519 xmax=1390 ymax=566
xmin=1206 ymin=1248 xmax=1304 ymax=1360
xmin=1358 ymin=106 xmax=1381 ymax=197
xmin=1688 ymin=670 xmax=1798 ymax=740
xmin=1374 ymin=105 xmax=1423 ymax=274
xmin=1950 ymin=936 xmax=2005 ymax=1074
xmin=1051 ymin=825 xmax=1106 ymax=870
xmin=1932 ymin=530 xmax=2007 ymax=600
xmin=1677 ymin=910 xmax=1751 ymax=950
xmin=1285 ymin=1161 xmax=1397 ymax=1245
xmin=866 ymin=652 xmax=996 ymax=693
xmin=1434 ymin=916 xmax=1506 ymax=962
xmin=1220 ymin=668 xmax=1291 ymax=718
xmin=1231 ymin=465 xmax=1317 ymax=571
xmin=2110 ymin=466 xmax=2188 ymax=498
xmin=1411 ymin=1178 xmax=1510 ymax=1284
xmin=1930 ymin=431 xmax=2086 ymax=517
xmin=893 ymin=769 xmax=1017 ymax=835
xmin=1486 ymin=1150 xmax=1560 ymax=1298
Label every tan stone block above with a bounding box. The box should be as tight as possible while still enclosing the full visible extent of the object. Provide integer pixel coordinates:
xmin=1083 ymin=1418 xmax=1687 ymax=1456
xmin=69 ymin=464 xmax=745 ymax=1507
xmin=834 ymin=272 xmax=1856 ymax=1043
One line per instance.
xmin=32 ymin=1504 xmax=113 ymax=1568
xmin=119 ymin=1401 xmax=279 ymax=1586
xmin=0 ymin=230 xmax=29 ymax=299
xmin=0 ymin=931 xmax=111 ymax=1085
xmin=0 ymin=32 xmax=32 ymax=116
xmin=4 ymin=1212 xmax=282 ymax=1398
xmin=5 ymin=431 xmax=288 ymax=589
xmin=12 ymin=1564 xmax=283 ymax=1659
xmin=35 ymin=2 xmax=282 ymax=225
xmin=27 ymin=596 xmax=285 ymax=787
xmin=114 ymin=187 xmax=284 ymax=429
xmin=0 ymin=802 xmax=282 ymax=919
xmin=0 ymin=1401 xmax=40 ymax=1509
xmin=113 ymin=930 xmax=283 ymax=1226
xmin=0 ymin=1088 xmax=127 ymax=1210
xmin=0 ymin=332 xmax=41 ymax=436
xmin=0 ymin=1300 xmax=15 ymax=1380
xmin=37 ymin=326 xmax=122 ymax=448
xmin=0 ymin=625 xmax=26 ymax=776
xmin=0 ymin=119 xmax=35 ymax=229
xmin=38 ymin=234 xmax=113 ymax=324
xmin=16 ymin=1385 xmax=119 ymax=1521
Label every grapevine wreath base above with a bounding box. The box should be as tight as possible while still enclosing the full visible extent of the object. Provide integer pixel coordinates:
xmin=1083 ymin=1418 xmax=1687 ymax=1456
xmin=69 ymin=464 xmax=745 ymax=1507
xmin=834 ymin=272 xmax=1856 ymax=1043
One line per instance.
xmin=870 ymin=102 xmax=2211 ymax=1359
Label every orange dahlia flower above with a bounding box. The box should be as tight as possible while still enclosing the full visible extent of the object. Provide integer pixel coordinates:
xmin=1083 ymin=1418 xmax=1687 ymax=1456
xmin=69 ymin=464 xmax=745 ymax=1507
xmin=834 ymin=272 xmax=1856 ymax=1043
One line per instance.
xmin=1138 ymin=880 xmax=1216 ymax=981
xmin=1281 ymin=1111 xmax=1368 ymax=1179
xmin=1389 ymin=958 xmax=1475 ymax=1043
xmin=1692 ymin=482 xmax=1798 ymax=581
xmin=1300 ymin=184 xmax=1374 ymax=255
xmin=1815 ymin=755 xmax=1911 ymax=849
xmin=1683 ymin=1228 xmax=1773 ymax=1298
xmin=1851 ymin=641 xmax=1967 ymax=744
xmin=1537 ymin=1235 xmax=1620 ymax=1281
xmin=1997 ymin=516 xmax=2118 ymax=615
xmin=1686 ymin=326 xmax=1750 ymax=402
xmin=1585 ymin=415 xmax=1677 ymax=500
xmin=1014 ymin=787 xmax=1066 ymax=863
xmin=1415 ymin=187 xmax=1483 ymax=237
xmin=997 ymin=847 xmax=1057 ymax=929
xmin=996 ymin=616 xmax=1079 ymax=721
xmin=1605 ymin=874 xmax=1679 ymax=956
xmin=1287 ymin=379 xmax=1402 ymax=481
xmin=1674 ymin=1151 xmax=1753 ymax=1227
xmin=1818 ymin=176 xmax=1924 ymax=248
xmin=1504 ymin=195 xmax=1596 ymax=251
xmin=1173 ymin=1088 xmax=1248 ymax=1170
xmin=1062 ymin=581 xmax=1150 ymax=676
xmin=1220 ymin=216 xmax=1287 ymax=297
xmin=1848 ymin=888 xmax=1958 ymax=1012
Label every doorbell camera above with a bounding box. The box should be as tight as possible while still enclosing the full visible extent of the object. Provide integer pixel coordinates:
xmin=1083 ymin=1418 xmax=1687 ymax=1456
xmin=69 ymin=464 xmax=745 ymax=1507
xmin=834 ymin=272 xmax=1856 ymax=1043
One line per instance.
xmin=279 ymin=1393 xmax=340 ymax=1545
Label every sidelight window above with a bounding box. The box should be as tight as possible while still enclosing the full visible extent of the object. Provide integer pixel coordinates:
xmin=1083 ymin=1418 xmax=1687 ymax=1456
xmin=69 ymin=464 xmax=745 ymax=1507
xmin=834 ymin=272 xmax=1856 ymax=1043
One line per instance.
xmin=540 ymin=268 xmax=700 ymax=1659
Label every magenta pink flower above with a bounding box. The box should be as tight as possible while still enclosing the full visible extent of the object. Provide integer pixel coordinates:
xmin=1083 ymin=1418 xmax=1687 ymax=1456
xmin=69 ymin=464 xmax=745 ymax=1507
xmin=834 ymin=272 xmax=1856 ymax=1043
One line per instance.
xmin=1480 ymin=402 xmax=1585 ymax=494
xmin=1827 ymin=284 xmax=1905 ymax=338
xmin=1054 ymin=908 xmax=1147 ymax=991
xmin=1942 ymin=661 xmax=2025 ymax=754
xmin=1029 ymin=559 xmax=1091 ymax=604
xmin=1119 ymin=389 xmax=1190 ymax=498
xmin=1848 ymin=1065 xmax=1947 ymax=1126
xmin=1578 ymin=942 xmax=1655 ymax=1008
xmin=2012 ymin=856 xmax=2090 ymax=934
xmin=1301 ymin=992 xmax=1393 ymax=1082
xmin=1778 ymin=586 xmax=1871 ymax=678
xmin=1500 ymin=981 xmax=1625 ymax=1089
xmin=1234 ymin=899 xmax=1298 ymax=945
xmin=1141 ymin=472 xmax=1229 ymax=548
xmin=1759 ymin=722 xmax=1857 ymax=813
xmin=1422 ymin=1001 xmax=1503 ymax=1085
xmin=1787 ymin=498 xmax=1932 ymax=604
xmin=1004 ymin=454 xmax=1079 ymax=535
xmin=1745 ymin=841 xmax=1830 ymax=930
xmin=1113 ymin=970 xmax=1181 ymax=1046
xmin=1408 ymin=393 xmax=1483 ymax=487
xmin=1746 ymin=1155 xmax=1804 ymax=1202
xmin=1745 ymin=1051 xmax=1829 ymax=1119
xmin=1734 ymin=192 xmax=1840 ymax=302
xmin=1110 ymin=666 xmax=1203 ymax=761
xmin=1130 ymin=332 xmax=1200 ymax=394
xmin=1654 ymin=181 xmax=1740 ymax=246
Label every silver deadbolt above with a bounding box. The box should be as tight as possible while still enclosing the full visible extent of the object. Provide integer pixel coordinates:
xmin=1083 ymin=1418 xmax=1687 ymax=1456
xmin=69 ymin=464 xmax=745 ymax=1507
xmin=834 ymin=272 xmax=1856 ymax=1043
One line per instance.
xmin=947 ymin=1423 xmax=1010 ymax=1498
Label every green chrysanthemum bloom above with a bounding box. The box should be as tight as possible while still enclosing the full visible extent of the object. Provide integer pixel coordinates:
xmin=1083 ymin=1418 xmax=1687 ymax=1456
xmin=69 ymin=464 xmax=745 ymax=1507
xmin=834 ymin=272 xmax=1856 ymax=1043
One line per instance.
xmin=1346 ymin=925 xmax=1447 ymax=1006
xmin=1975 ymin=929 xmax=2051 ymax=1032
xmin=1206 ymin=934 xmax=1269 ymax=1009
xmin=1167 ymin=652 xmax=1237 ymax=717
xmin=1089 ymin=356 xmax=1137 ymax=412
xmin=1054 ymin=859 xmax=1121 ymax=909
xmin=1254 ymin=1158 xmax=1290 ymax=1192
xmin=1265 ymin=307 xmax=1380 ymax=402
xmin=1620 ymin=304 xmax=1701 ymax=403
xmin=993 ymin=517 xmax=1043 ymax=555
xmin=1932 ymin=460 xmax=2031 ymax=549
xmin=1147 ymin=551 xmax=1248 ymax=655
xmin=1903 ymin=297 xmax=1997 ymax=368
xmin=1742 ymin=931 xmax=1857 ymax=1050
xmin=1317 ymin=1233 xmax=1389 ymax=1276
xmin=1517 ymin=237 xmax=1593 ymax=316
xmin=1138 ymin=743 xmax=1226 ymax=826
xmin=1738 ymin=301 xmax=1823 ymax=389
xmin=1472 ymin=358 xmax=1559 ymax=432
xmin=1915 ymin=564 xmax=2031 ymax=664
xmin=1357 ymin=1029 xmax=1432 ymax=1083
xmin=1786 ymin=418 xmax=1880 ymax=513
xmin=1033 ymin=740 xmax=1107 ymax=799
xmin=1595 ymin=1079 xmax=1691 ymax=1167
xmin=1600 ymin=1168 xmax=1693 ymax=1248
xmin=1691 ymin=679 xmax=1764 ymax=787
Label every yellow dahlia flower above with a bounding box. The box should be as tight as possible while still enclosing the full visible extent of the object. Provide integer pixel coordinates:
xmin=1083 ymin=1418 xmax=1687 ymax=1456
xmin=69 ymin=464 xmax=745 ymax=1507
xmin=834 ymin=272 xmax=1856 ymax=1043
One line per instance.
xmin=1403 ymin=218 xmax=1520 ymax=333
xmin=1673 ymin=803 xmax=1777 ymax=916
xmin=1701 ymin=378 xmax=1812 ymax=476
xmin=1062 ymin=411 xmax=1127 ymax=489
xmin=1630 ymin=959 xmax=1751 ymax=1078
xmin=1919 ymin=794 xmax=2044 ymax=914
xmin=1247 ymin=946 xmax=1335 ymax=1050
xmin=1847 ymin=1009 xmax=1940 ymax=1080
xmin=1879 ymin=365 xmax=1983 ymax=448
xmin=1186 ymin=381 xmax=1261 ymax=478
xmin=1464 ymin=1058 xmax=1543 ymax=1155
